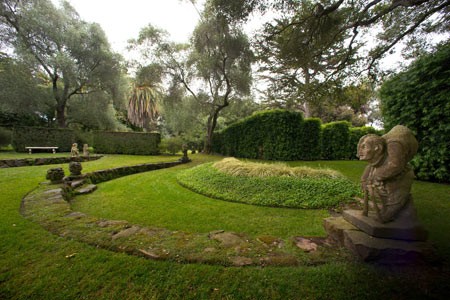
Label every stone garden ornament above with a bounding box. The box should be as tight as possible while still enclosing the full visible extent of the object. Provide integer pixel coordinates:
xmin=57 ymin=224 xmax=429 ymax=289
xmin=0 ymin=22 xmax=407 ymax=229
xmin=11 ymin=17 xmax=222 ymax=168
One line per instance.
xmin=357 ymin=125 xmax=418 ymax=223
xmin=71 ymin=143 xmax=79 ymax=157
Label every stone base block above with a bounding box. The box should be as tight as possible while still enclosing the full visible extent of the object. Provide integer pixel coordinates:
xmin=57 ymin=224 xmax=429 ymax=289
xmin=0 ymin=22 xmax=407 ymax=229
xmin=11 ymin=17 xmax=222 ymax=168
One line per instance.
xmin=343 ymin=209 xmax=428 ymax=241
xmin=343 ymin=230 xmax=433 ymax=264
xmin=323 ymin=216 xmax=358 ymax=246
xmin=324 ymin=216 xmax=434 ymax=264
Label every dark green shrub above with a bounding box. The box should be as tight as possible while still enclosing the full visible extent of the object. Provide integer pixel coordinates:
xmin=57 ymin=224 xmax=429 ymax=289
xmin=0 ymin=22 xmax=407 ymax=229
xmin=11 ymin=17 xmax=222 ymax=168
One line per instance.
xmin=298 ymin=118 xmax=322 ymax=160
xmin=0 ymin=127 xmax=12 ymax=147
xmin=160 ymin=137 xmax=183 ymax=155
xmin=321 ymin=121 xmax=351 ymax=160
xmin=93 ymin=131 xmax=160 ymax=155
xmin=213 ymin=109 xmax=305 ymax=160
xmin=380 ymin=42 xmax=450 ymax=182
xmin=12 ymin=126 xmax=76 ymax=152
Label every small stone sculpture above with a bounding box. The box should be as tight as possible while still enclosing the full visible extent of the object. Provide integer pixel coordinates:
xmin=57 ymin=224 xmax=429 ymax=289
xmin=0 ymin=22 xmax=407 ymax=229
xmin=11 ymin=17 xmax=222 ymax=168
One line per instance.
xmin=69 ymin=161 xmax=82 ymax=176
xmin=357 ymin=125 xmax=418 ymax=223
xmin=46 ymin=167 xmax=65 ymax=183
xmin=179 ymin=144 xmax=191 ymax=163
xmin=71 ymin=143 xmax=79 ymax=157
xmin=82 ymin=144 xmax=89 ymax=157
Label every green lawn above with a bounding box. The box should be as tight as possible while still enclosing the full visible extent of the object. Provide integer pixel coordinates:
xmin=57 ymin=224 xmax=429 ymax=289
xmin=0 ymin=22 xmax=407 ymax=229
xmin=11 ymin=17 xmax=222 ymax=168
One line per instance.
xmin=1 ymin=153 xmax=449 ymax=299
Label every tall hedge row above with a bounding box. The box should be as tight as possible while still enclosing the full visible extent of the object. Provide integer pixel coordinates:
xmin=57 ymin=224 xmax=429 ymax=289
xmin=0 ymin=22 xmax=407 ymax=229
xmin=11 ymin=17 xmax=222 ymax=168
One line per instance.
xmin=297 ymin=118 xmax=322 ymax=160
xmin=213 ymin=110 xmax=308 ymax=160
xmin=213 ymin=110 xmax=379 ymax=161
xmin=12 ymin=127 xmax=77 ymax=152
xmin=380 ymin=42 xmax=450 ymax=183
xmin=93 ymin=131 xmax=160 ymax=155
xmin=11 ymin=127 xmax=161 ymax=155
xmin=321 ymin=121 xmax=351 ymax=160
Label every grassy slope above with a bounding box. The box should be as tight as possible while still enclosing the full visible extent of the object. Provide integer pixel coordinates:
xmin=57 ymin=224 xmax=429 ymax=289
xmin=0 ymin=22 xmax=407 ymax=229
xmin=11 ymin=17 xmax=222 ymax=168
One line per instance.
xmin=1 ymin=153 xmax=449 ymax=299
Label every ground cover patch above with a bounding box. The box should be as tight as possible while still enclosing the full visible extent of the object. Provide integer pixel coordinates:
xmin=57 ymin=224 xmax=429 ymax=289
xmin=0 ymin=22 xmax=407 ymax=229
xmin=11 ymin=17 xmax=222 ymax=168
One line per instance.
xmin=177 ymin=158 xmax=360 ymax=209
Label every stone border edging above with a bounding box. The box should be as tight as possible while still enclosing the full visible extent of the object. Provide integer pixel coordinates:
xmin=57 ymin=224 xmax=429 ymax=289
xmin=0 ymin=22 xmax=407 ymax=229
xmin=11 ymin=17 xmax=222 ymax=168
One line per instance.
xmin=0 ymin=155 xmax=103 ymax=168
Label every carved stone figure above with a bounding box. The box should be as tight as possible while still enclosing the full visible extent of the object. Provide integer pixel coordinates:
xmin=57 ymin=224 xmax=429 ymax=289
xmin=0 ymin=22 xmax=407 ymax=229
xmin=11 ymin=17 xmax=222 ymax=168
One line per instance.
xmin=357 ymin=125 xmax=418 ymax=223
xmin=179 ymin=144 xmax=191 ymax=163
xmin=71 ymin=143 xmax=79 ymax=157
xmin=46 ymin=167 xmax=65 ymax=183
xmin=83 ymin=144 xmax=89 ymax=157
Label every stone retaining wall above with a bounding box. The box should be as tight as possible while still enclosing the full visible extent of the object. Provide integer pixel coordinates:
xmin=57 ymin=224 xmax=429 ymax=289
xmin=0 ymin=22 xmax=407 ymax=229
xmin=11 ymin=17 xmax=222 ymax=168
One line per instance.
xmin=0 ymin=155 xmax=103 ymax=168
xmin=84 ymin=161 xmax=183 ymax=184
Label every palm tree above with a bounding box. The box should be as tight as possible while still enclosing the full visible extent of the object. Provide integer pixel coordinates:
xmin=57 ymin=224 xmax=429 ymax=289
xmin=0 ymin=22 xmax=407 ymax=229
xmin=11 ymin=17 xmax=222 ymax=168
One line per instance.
xmin=127 ymin=84 xmax=161 ymax=131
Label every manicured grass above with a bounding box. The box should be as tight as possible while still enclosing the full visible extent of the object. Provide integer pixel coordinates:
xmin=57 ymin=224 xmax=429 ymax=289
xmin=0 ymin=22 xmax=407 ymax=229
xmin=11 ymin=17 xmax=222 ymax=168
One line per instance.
xmin=72 ymin=158 xmax=329 ymax=239
xmin=1 ymin=153 xmax=450 ymax=299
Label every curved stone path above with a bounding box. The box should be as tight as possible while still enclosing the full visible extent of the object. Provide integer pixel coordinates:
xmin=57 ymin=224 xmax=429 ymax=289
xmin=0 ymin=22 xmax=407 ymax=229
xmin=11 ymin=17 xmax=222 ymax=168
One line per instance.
xmin=20 ymin=162 xmax=341 ymax=267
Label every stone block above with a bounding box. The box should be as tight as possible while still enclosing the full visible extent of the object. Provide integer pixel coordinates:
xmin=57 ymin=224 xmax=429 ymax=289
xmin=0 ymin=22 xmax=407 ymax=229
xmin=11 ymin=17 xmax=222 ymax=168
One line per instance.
xmin=343 ymin=209 xmax=428 ymax=241
xmin=343 ymin=230 xmax=432 ymax=264
xmin=323 ymin=216 xmax=358 ymax=246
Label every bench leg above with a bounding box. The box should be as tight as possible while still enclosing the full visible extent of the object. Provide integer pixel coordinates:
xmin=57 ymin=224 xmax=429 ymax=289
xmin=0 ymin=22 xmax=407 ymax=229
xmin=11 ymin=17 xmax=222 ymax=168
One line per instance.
xmin=28 ymin=149 xmax=32 ymax=154
xmin=52 ymin=149 xmax=56 ymax=154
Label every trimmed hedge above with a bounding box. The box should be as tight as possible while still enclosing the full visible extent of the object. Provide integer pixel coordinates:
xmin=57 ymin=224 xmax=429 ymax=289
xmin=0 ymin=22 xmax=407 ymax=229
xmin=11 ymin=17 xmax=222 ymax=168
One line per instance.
xmin=321 ymin=121 xmax=351 ymax=160
xmin=213 ymin=110 xmax=379 ymax=161
xmin=0 ymin=126 xmax=12 ymax=147
xmin=212 ymin=110 xmax=305 ymax=160
xmin=12 ymin=127 xmax=76 ymax=152
xmin=298 ymin=118 xmax=322 ymax=160
xmin=93 ymin=131 xmax=160 ymax=155
xmin=380 ymin=42 xmax=450 ymax=183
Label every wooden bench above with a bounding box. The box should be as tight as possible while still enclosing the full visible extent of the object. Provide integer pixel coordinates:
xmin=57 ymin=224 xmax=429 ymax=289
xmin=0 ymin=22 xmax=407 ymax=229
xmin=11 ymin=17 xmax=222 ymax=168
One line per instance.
xmin=25 ymin=146 xmax=59 ymax=154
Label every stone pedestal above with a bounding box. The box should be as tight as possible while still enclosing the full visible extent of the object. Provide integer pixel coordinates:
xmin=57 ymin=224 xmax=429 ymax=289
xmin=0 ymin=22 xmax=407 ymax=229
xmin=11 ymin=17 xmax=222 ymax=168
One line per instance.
xmin=324 ymin=214 xmax=433 ymax=264
xmin=342 ymin=206 xmax=428 ymax=241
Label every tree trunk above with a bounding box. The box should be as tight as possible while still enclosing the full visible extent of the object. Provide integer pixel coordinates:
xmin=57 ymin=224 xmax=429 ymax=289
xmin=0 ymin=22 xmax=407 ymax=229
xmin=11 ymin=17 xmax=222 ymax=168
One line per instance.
xmin=55 ymin=104 xmax=66 ymax=128
xmin=303 ymin=67 xmax=312 ymax=118
xmin=204 ymin=104 xmax=227 ymax=154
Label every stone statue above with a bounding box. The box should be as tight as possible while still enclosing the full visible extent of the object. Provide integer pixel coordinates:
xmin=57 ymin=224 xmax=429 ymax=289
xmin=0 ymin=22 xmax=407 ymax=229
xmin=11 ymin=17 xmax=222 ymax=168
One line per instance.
xmin=357 ymin=125 xmax=418 ymax=223
xmin=83 ymin=144 xmax=89 ymax=157
xmin=179 ymin=144 xmax=191 ymax=163
xmin=71 ymin=143 xmax=79 ymax=157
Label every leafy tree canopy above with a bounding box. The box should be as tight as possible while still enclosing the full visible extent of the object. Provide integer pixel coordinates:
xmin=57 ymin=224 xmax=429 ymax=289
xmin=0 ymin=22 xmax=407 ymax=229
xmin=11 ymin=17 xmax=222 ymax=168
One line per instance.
xmin=0 ymin=0 xmax=125 ymax=127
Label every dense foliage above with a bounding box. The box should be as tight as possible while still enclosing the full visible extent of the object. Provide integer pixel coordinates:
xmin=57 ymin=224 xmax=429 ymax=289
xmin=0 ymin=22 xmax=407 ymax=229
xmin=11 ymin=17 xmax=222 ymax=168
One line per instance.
xmin=177 ymin=162 xmax=360 ymax=209
xmin=213 ymin=110 xmax=378 ymax=160
xmin=0 ymin=0 xmax=124 ymax=128
xmin=0 ymin=127 xmax=11 ymax=147
xmin=212 ymin=110 xmax=305 ymax=160
xmin=12 ymin=127 xmax=77 ymax=152
xmin=321 ymin=121 xmax=351 ymax=160
xmin=93 ymin=131 xmax=160 ymax=155
xmin=380 ymin=42 xmax=450 ymax=183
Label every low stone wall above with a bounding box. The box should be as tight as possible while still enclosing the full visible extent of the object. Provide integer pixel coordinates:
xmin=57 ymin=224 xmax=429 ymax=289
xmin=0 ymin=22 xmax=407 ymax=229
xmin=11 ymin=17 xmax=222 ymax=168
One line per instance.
xmin=0 ymin=155 xmax=103 ymax=168
xmin=84 ymin=161 xmax=183 ymax=184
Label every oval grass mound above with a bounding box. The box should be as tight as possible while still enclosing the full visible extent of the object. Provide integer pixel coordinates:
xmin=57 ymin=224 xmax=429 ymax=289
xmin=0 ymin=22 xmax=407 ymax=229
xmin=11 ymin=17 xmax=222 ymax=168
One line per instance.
xmin=177 ymin=158 xmax=360 ymax=209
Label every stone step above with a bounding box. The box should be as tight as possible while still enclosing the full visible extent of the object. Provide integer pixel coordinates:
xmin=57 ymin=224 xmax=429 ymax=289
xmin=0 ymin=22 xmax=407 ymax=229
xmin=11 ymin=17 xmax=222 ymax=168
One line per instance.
xmin=74 ymin=184 xmax=97 ymax=195
xmin=71 ymin=179 xmax=85 ymax=189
